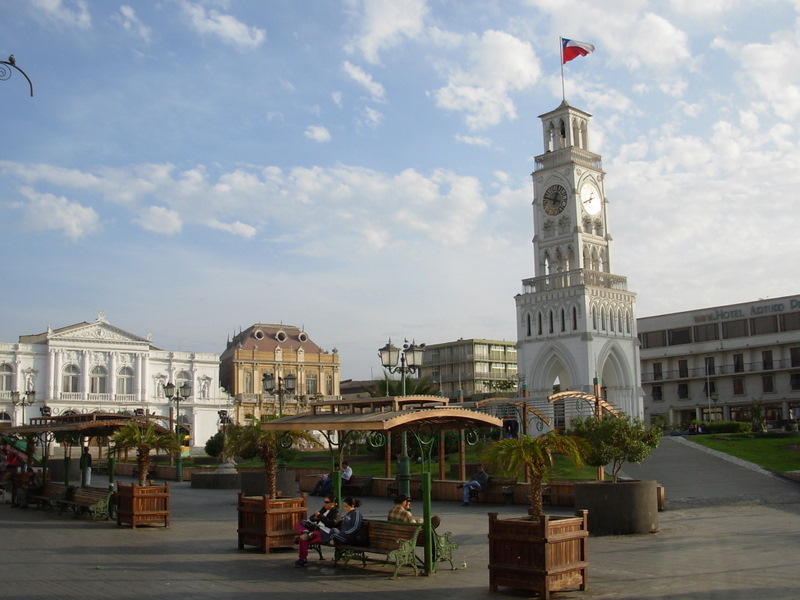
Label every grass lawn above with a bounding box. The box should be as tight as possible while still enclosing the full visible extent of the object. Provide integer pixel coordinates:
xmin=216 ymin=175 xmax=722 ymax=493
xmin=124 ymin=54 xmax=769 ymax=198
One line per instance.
xmin=280 ymin=448 xmax=596 ymax=480
xmin=687 ymin=433 xmax=800 ymax=472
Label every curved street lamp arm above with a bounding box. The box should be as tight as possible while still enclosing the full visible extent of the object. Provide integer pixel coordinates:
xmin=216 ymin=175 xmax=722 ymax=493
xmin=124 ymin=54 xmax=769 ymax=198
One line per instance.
xmin=0 ymin=61 xmax=34 ymax=97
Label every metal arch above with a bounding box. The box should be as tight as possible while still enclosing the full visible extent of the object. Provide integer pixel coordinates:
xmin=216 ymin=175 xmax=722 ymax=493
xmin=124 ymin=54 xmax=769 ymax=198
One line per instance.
xmin=0 ymin=61 xmax=34 ymax=97
xmin=367 ymin=431 xmax=387 ymax=448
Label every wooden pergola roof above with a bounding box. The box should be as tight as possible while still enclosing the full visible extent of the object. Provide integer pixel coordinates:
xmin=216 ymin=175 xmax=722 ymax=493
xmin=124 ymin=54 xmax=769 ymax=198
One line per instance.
xmin=1 ymin=412 xmax=173 ymax=437
xmin=261 ymin=395 xmax=502 ymax=432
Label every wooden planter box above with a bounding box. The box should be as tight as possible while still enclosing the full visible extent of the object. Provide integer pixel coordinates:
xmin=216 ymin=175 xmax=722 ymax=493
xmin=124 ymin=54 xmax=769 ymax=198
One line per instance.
xmin=488 ymin=510 xmax=588 ymax=600
xmin=116 ymin=482 xmax=170 ymax=528
xmin=237 ymin=493 xmax=308 ymax=553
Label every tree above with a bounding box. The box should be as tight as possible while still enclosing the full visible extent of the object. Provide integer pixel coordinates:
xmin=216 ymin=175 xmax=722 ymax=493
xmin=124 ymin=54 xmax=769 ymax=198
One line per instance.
xmin=570 ymin=414 xmax=661 ymax=483
xmin=225 ymin=421 xmax=320 ymax=498
xmin=205 ymin=432 xmax=225 ymax=458
xmin=110 ymin=422 xmax=180 ymax=486
xmin=481 ymin=430 xmax=586 ymax=520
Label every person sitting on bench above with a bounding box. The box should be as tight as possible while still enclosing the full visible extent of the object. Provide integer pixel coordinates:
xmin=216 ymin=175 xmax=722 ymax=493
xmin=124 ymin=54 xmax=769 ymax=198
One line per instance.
xmin=294 ymin=495 xmax=338 ymax=568
xmin=456 ymin=463 xmax=489 ymax=506
xmin=388 ymin=493 xmax=441 ymax=529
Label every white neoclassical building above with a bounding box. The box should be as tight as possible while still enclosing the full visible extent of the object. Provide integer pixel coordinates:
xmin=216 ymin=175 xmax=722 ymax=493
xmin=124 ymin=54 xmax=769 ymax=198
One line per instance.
xmin=0 ymin=312 xmax=231 ymax=451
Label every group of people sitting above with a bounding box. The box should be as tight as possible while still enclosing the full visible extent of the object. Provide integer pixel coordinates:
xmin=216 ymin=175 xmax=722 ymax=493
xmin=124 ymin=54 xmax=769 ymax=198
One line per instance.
xmin=292 ymin=492 xmax=442 ymax=568
xmin=309 ymin=461 xmax=352 ymax=497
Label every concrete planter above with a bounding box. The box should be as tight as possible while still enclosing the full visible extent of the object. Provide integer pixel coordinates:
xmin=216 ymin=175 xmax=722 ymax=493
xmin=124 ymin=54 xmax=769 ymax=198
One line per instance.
xmin=574 ymin=479 xmax=659 ymax=536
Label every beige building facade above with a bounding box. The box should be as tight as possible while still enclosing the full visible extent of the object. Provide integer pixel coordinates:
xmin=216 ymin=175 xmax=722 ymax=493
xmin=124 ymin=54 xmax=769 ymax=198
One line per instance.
xmin=219 ymin=324 xmax=340 ymax=423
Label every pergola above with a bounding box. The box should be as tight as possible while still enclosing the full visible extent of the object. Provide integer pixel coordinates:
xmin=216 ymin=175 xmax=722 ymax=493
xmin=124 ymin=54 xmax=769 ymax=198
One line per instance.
xmin=260 ymin=395 xmax=503 ymax=574
xmin=2 ymin=413 xmax=174 ymax=487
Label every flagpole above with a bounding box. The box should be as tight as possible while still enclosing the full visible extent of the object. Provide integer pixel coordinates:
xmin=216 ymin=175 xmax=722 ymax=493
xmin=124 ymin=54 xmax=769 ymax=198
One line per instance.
xmin=559 ymin=37 xmax=566 ymax=101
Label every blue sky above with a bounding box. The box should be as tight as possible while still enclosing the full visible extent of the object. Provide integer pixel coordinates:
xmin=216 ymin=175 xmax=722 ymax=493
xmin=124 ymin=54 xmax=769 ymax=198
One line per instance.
xmin=1 ymin=0 xmax=799 ymax=380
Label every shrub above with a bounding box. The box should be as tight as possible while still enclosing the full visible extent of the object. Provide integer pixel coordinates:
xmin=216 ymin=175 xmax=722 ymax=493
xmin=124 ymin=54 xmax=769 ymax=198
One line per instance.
xmin=204 ymin=432 xmax=225 ymax=457
xmin=705 ymin=421 xmax=750 ymax=434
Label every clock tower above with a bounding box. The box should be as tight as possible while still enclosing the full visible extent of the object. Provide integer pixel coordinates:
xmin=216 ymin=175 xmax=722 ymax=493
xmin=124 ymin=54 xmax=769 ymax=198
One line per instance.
xmin=515 ymin=101 xmax=642 ymax=426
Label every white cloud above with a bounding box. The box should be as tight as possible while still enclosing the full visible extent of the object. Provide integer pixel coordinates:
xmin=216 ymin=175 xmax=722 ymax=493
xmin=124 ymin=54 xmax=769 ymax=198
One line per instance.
xmin=332 ymin=92 xmax=343 ymax=107
xmin=304 ymin=125 xmax=332 ymax=143
xmin=206 ymin=219 xmax=257 ymax=238
xmin=30 ymin=0 xmax=91 ymax=29
xmin=18 ymin=186 xmax=100 ymax=240
xmin=433 ymin=30 xmax=541 ymax=130
xmin=118 ymin=5 xmax=151 ymax=43
xmin=359 ymin=106 xmax=383 ymax=127
xmin=134 ymin=205 xmax=183 ymax=235
xmin=182 ymin=1 xmax=265 ymax=51
xmin=342 ymin=61 xmax=386 ymax=102
xmin=455 ymin=135 xmax=492 ymax=147
xmin=346 ymin=0 xmax=428 ymax=64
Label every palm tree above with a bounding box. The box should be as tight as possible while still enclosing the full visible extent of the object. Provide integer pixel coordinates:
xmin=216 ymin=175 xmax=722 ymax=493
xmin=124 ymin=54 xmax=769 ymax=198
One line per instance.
xmin=363 ymin=373 xmax=438 ymax=397
xmin=482 ymin=431 xmax=586 ymax=520
xmin=110 ymin=422 xmax=180 ymax=486
xmin=225 ymin=421 xmax=320 ymax=498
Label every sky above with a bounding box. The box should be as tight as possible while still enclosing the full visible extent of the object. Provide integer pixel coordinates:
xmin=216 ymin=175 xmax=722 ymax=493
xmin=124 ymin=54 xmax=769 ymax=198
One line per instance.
xmin=1 ymin=0 xmax=799 ymax=382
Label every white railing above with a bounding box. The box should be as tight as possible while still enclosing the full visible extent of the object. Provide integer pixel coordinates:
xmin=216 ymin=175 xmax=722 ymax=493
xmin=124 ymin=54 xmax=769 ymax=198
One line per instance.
xmin=522 ymin=269 xmax=628 ymax=294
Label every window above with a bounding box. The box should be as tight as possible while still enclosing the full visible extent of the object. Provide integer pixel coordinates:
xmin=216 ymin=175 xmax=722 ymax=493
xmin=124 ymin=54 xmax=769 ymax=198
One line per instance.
xmin=560 ymin=308 xmax=566 ymax=332
xmin=549 ymin=310 xmax=554 ymax=334
xmin=762 ymin=375 xmax=775 ymax=393
xmin=792 ymin=348 xmax=800 ymax=368
xmin=678 ymin=360 xmax=688 ymax=379
xmin=572 ymin=307 xmax=578 ymax=330
xmin=326 ymin=374 xmax=333 ymax=396
xmin=591 ymin=307 xmax=597 ymax=330
xmin=653 ymin=362 xmax=663 ymax=381
xmin=62 ymin=364 xmax=80 ymax=393
xmin=245 ymin=372 xmax=252 ymax=394
xmin=733 ymin=353 xmax=744 ymax=373
xmin=668 ymin=327 xmax=692 ymax=345
xmin=537 ymin=313 xmax=543 ymax=335
xmin=116 ymin=366 xmax=134 ymax=394
xmin=780 ymin=312 xmax=800 ymax=331
xmin=693 ymin=323 xmax=719 ymax=342
xmin=751 ymin=315 xmax=779 ymax=335
xmin=703 ymin=380 xmax=716 ymax=396
xmin=790 ymin=374 xmax=800 ymax=391
xmin=704 ymin=356 xmax=715 ymax=376
xmin=639 ymin=330 xmax=667 ymax=349
xmin=677 ymin=383 xmax=689 ymax=399
xmin=306 ymin=374 xmax=318 ymax=396
xmin=722 ymin=319 xmax=748 ymax=339
xmin=651 ymin=385 xmax=663 ymax=401
xmin=526 ymin=314 xmax=531 ymax=337
xmin=90 ymin=366 xmax=108 ymax=394
xmin=733 ymin=377 xmax=745 ymax=395
xmin=176 ymin=371 xmax=192 ymax=396
xmin=600 ymin=308 xmax=606 ymax=331
xmin=762 ymin=350 xmax=773 ymax=371
xmin=0 ymin=363 xmax=12 ymax=391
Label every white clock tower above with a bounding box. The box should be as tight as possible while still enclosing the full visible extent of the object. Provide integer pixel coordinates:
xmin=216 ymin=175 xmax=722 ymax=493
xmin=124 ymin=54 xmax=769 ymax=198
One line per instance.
xmin=515 ymin=101 xmax=642 ymax=425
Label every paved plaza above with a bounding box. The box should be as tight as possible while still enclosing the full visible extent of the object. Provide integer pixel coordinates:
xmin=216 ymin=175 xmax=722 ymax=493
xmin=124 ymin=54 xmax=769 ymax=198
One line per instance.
xmin=3 ymin=436 xmax=799 ymax=600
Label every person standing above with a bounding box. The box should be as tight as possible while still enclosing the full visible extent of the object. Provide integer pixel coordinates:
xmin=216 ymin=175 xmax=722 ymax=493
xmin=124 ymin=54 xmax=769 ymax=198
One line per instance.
xmin=80 ymin=447 xmax=92 ymax=487
xmin=457 ymin=463 xmax=489 ymax=506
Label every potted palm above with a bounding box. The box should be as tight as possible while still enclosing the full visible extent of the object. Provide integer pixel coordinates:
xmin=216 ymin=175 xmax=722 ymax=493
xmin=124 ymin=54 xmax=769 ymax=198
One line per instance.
xmin=226 ymin=421 xmax=320 ymax=552
xmin=111 ymin=421 xmax=179 ymax=528
xmin=570 ymin=414 xmax=662 ymax=535
xmin=481 ymin=431 xmax=589 ymax=598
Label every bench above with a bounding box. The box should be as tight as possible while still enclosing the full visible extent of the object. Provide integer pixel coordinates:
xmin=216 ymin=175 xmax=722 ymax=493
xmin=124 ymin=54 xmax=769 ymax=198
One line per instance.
xmin=29 ymin=482 xmax=68 ymax=510
xmin=332 ymin=520 xmax=421 ymax=578
xmin=341 ymin=475 xmax=374 ymax=497
xmin=94 ymin=459 xmax=109 ymax=475
xmin=385 ymin=475 xmax=422 ymax=498
xmin=469 ymin=476 xmax=517 ymax=504
xmin=57 ymin=486 xmax=114 ymax=520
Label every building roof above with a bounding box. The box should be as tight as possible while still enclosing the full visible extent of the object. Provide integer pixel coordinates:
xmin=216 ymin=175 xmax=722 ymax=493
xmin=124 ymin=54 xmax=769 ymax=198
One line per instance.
xmin=222 ymin=323 xmax=330 ymax=355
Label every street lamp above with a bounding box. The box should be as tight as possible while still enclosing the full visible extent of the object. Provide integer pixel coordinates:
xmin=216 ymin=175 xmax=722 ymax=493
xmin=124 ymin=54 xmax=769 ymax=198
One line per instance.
xmin=11 ymin=389 xmax=35 ymax=425
xmin=262 ymin=372 xmax=297 ymax=416
xmin=378 ymin=338 xmax=425 ymax=496
xmin=163 ymin=381 xmax=191 ymax=482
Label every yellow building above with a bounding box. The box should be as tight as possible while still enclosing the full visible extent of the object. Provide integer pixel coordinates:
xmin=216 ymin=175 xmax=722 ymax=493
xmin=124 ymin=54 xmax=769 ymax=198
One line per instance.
xmin=219 ymin=324 xmax=340 ymax=423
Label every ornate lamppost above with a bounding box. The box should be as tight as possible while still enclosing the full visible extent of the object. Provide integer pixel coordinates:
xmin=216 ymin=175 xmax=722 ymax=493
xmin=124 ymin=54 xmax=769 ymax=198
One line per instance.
xmin=163 ymin=381 xmax=191 ymax=482
xmin=37 ymin=405 xmax=54 ymax=482
xmin=378 ymin=338 xmax=425 ymax=496
xmin=11 ymin=389 xmax=35 ymax=425
xmin=0 ymin=55 xmax=34 ymax=97
xmin=262 ymin=372 xmax=296 ymax=417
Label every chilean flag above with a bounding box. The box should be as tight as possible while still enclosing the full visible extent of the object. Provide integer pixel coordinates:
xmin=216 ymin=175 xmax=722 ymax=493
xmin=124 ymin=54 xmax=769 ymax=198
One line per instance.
xmin=562 ymin=38 xmax=595 ymax=64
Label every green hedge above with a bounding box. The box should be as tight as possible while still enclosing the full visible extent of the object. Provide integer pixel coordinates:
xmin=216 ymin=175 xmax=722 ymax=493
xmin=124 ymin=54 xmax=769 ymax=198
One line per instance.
xmin=706 ymin=421 xmax=750 ymax=434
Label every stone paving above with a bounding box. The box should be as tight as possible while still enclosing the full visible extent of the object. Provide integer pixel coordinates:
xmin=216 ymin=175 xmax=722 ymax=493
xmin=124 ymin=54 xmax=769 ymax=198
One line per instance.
xmin=2 ymin=436 xmax=799 ymax=600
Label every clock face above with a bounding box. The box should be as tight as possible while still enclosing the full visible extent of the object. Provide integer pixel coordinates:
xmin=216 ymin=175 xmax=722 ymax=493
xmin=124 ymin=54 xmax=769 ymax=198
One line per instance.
xmin=542 ymin=184 xmax=568 ymax=216
xmin=580 ymin=182 xmax=602 ymax=215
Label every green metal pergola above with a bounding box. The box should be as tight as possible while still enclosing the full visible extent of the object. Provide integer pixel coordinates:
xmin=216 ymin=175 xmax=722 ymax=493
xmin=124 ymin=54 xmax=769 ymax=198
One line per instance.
xmin=260 ymin=395 xmax=503 ymax=575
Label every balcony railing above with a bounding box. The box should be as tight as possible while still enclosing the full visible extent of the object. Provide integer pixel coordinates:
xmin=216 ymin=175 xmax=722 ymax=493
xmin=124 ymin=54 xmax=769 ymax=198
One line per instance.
xmin=642 ymin=358 xmax=800 ymax=382
xmin=534 ymin=147 xmax=603 ymax=172
xmin=522 ymin=269 xmax=628 ymax=294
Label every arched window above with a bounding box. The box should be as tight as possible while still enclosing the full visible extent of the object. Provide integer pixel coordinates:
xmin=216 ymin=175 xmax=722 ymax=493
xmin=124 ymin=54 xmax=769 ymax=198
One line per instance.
xmin=176 ymin=370 xmax=192 ymax=397
xmin=618 ymin=311 xmax=624 ymax=333
xmin=90 ymin=365 xmax=108 ymax=394
xmin=0 ymin=363 xmax=12 ymax=391
xmin=116 ymin=366 xmax=134 ymax=395
xmin=526 ymin=313 xmax=531 ymax=337
xmin=572 ymin=306 xmax=578 ymax=330
xmin=600 ymin=308 xmax=607 ymax=331
xmin=62 ymin=364 xmax=80 ymax=393
xmin=560 ymin=308 xmax=566 ymax=332
xmin=549 ymin=310 xmax=555 ymax=334
xmin=610 ymin=310 xmax=615 ymax=332
xmin=591 ymin=307 xmax=597 ymax=330
xmin=537 ymin=313 xmax=543 ymax=336
xmin=0 ymin=411 xmax=11 ymax=422
xmin=245 ymin=372 xmax=252 ymax=394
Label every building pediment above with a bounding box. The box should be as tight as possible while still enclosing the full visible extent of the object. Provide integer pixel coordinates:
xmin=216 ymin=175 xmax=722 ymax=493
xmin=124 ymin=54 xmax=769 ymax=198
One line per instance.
xmin=50 ymin=321 xmax=151 ymax=345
